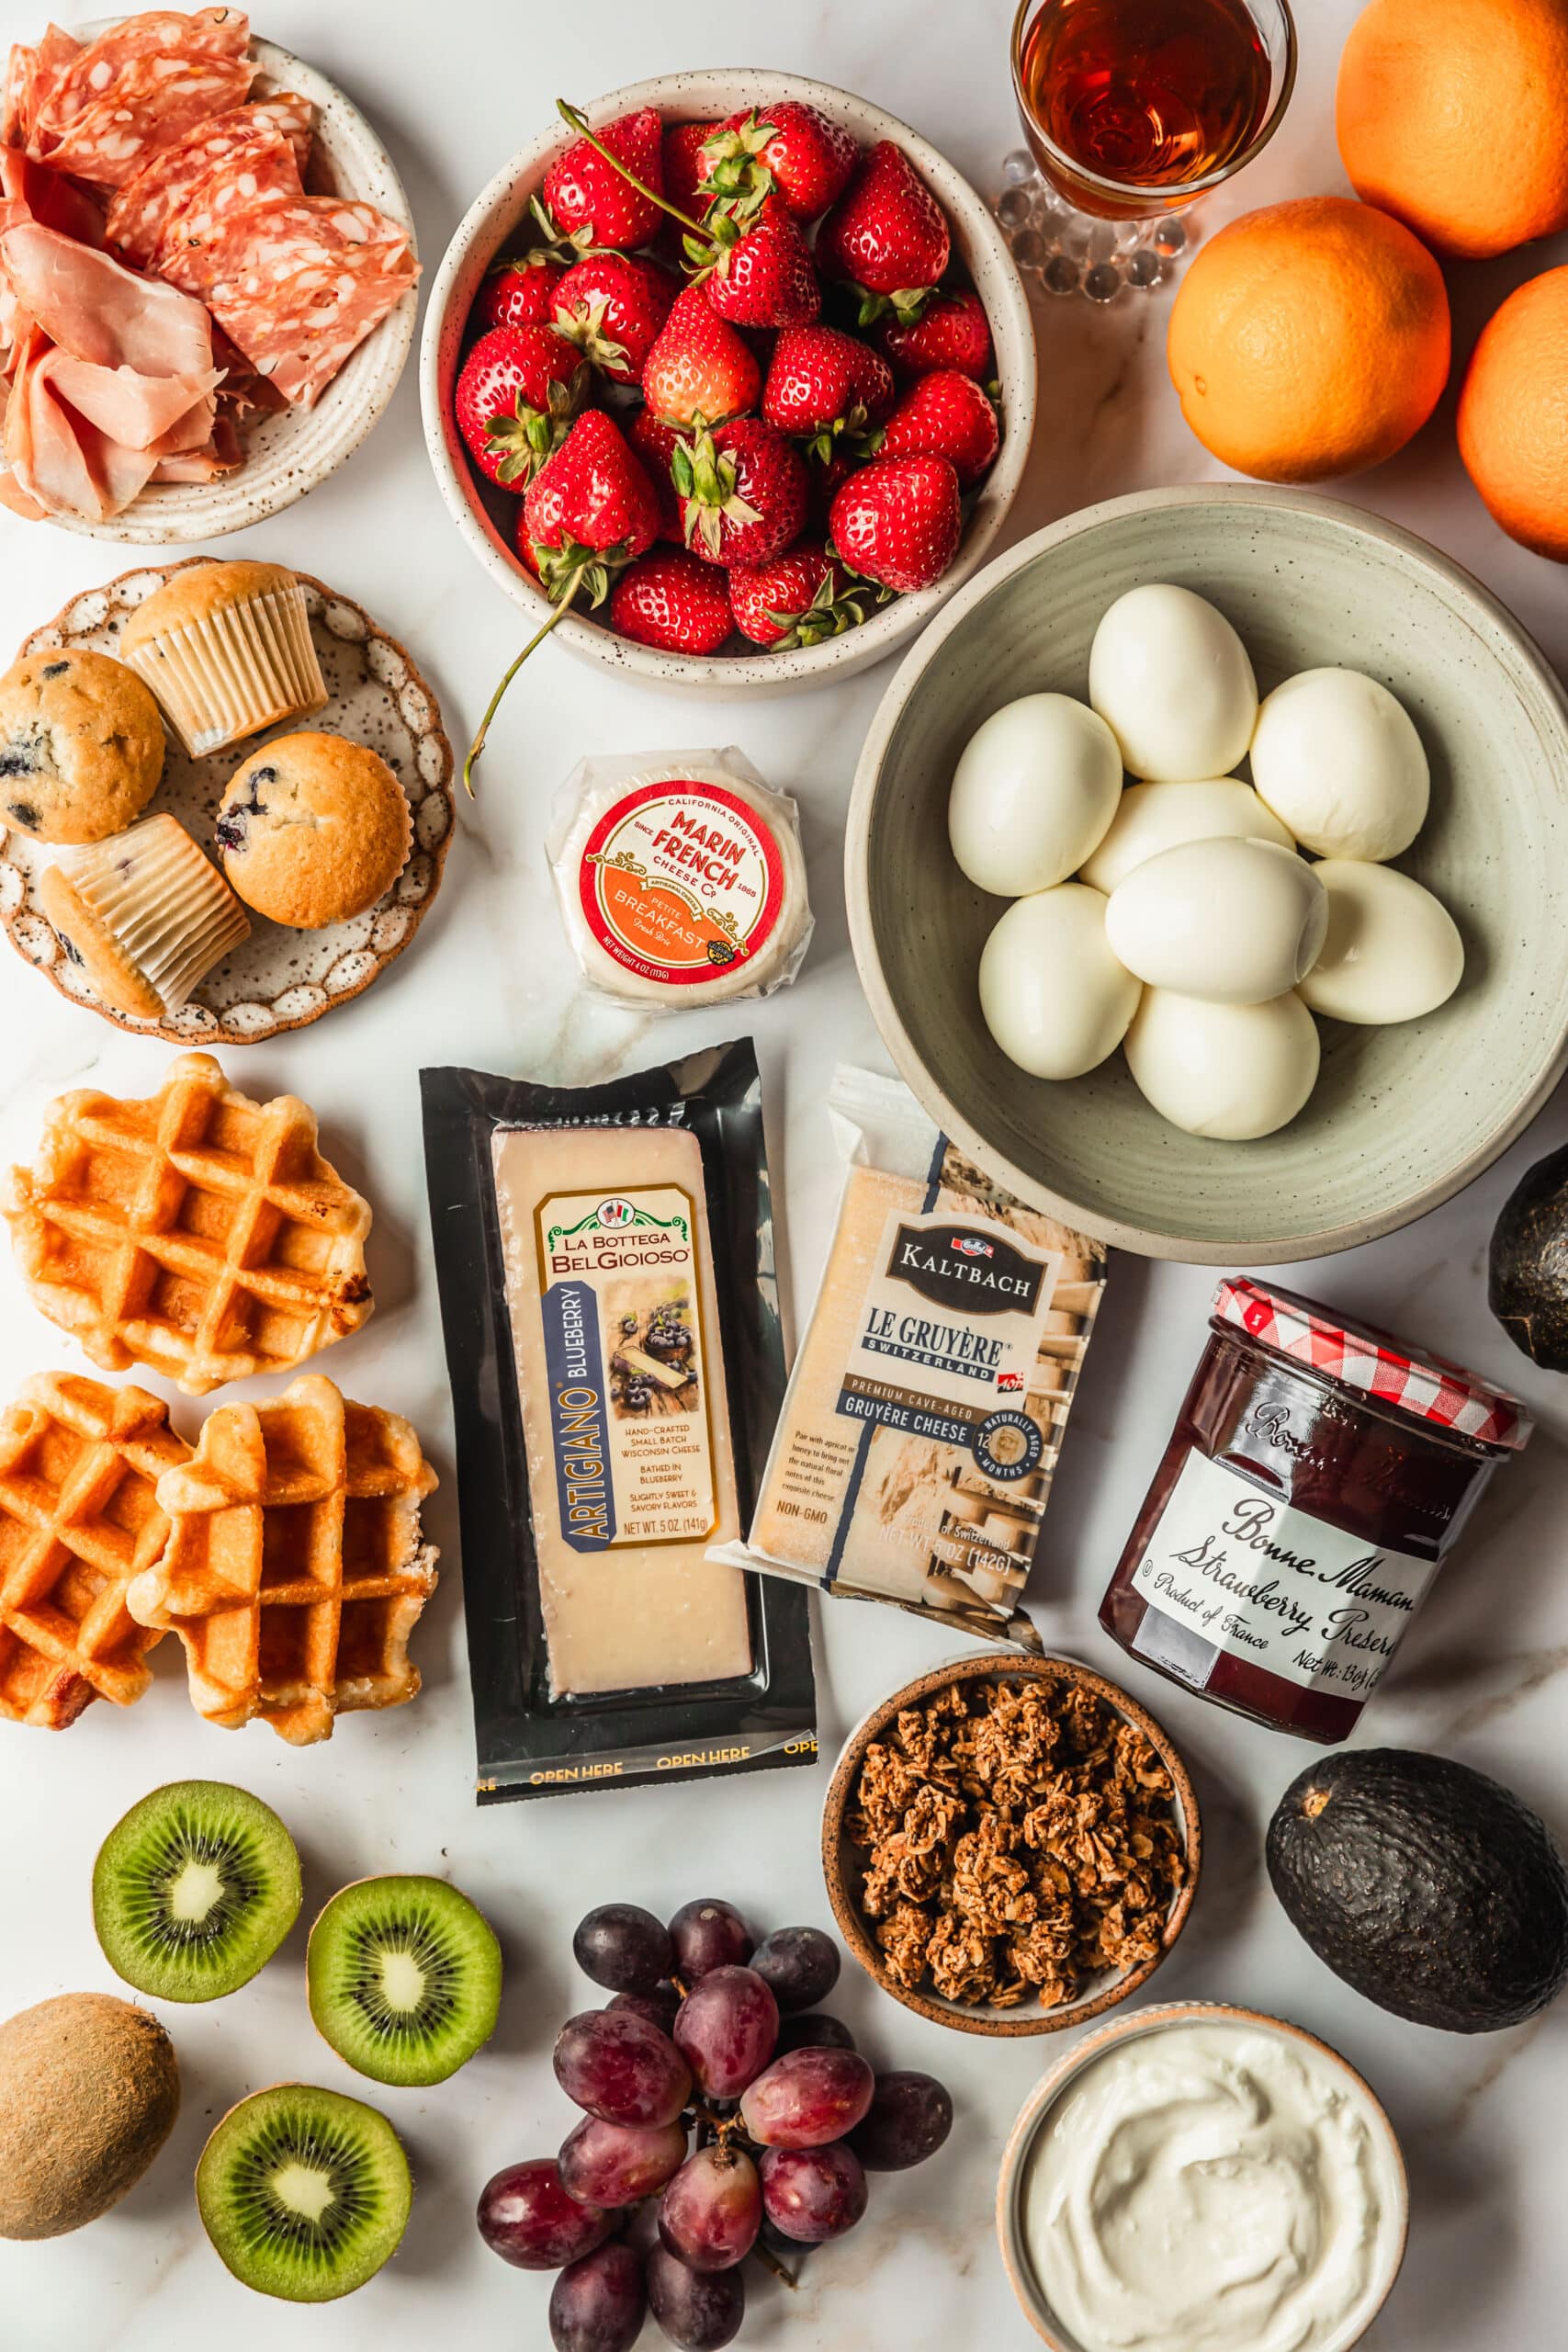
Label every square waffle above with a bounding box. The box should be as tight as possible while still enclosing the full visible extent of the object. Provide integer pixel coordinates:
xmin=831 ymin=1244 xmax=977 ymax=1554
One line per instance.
xmin=0 ymin=1371 xmax=190 ymax=1729
xmin=127 ymin=1373 xmax=438 ymax=1746
xmin=3 ymin=1051 xmax=373 ymax=1397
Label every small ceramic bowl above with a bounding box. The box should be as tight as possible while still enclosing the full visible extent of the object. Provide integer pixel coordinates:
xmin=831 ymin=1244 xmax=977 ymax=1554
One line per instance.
xmin=819 ymin=1651 xmax=1199 ymax=2037
xmin=847 ymin=485 xmax=1568 ymax=1262
xmin=419 ymin=71 xmax=1035 ymax=697
xmin=997 ymin=2000 xmax=1410 ymax=2351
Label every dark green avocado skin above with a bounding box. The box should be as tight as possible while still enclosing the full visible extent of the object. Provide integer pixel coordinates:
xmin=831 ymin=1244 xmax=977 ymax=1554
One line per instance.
xmin=1490 ymin=1141 xmax=1568 ymax=1371
xmin=1267 ymin=1748 xmax=1568 ymax=2033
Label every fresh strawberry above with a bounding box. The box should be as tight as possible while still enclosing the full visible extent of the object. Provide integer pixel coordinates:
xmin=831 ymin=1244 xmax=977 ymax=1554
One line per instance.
xmin=699 ymin=207 xmax=820 ymax=330
xmin=879 ymin=368 xmax=998 ymax=488
xmin=728 ymin=540 xmax=888 ymax=649
xmin=828 ymin=452 xmax=961 ymax=593
xmin=818 ymin=141 xmax=951 ymax=323
xmin=874 ymin=288 xmax=993 ymax=381
xmin=698 ymin=103 xmax=858 ymax=224
xmin=674 ymin=418 xmax=808 ymax=566
xmin=627 ymin=407 xmax=684 ymax=539
xmin=609 ymin=545 xmax=735 ymax=654
xmin=642 ymin=284 xmax=761 ymax=427
xmin=552 ymin=253 xmax=675 ymax=384
xmin=476 ymin=252 xmax=567 ymax=334
xmin=541 ymin=106 xmax=665 ymax=250
xmin=455 ymin=323 xmax=587 ymax=490
xmin=761 ymin=323 xmax=895 ymax=461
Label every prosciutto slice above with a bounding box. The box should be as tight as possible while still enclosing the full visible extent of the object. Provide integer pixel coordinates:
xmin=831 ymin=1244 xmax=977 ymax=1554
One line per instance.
xmin=0 ymin=220 xmax=213 ymax=378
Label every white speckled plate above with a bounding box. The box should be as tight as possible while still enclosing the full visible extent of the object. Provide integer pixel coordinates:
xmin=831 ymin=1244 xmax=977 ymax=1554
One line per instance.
xmin=51 ymin=28 xmax=418 ymax=543
xmin=0 ymin=560 xmax=456 ymax=1042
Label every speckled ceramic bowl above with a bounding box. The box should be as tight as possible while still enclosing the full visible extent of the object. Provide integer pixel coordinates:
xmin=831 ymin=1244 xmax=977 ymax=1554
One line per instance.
xmin=819 ymin=1652 xmax=1199 ymax=2038
xmin=420 ymin=72 xmax=1034 ymax=696
xmin=848 ymin=486 xmax=1568 ymax=1262
xmin=997 ymin=2001 xmax=1409 ymax=2350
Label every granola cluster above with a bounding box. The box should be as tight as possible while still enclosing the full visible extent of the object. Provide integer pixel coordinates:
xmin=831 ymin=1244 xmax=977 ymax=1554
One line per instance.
xmin=847 ymin=1676 xmax=1186 ymax=2011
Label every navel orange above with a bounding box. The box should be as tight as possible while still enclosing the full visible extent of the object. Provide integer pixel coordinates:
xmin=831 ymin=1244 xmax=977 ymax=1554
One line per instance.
xmin=1166 ymin=198 xmax=1450 ymax=483
xmin=1337 ymin=0 xmax=1568 ymax=261
xmin=1458 ymin=267 xmax=1568 ymax=560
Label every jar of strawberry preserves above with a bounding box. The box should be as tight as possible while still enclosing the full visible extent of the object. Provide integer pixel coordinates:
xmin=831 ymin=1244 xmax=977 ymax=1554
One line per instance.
xmin=1100 ymin=1279 xmax=1531 ymax=1744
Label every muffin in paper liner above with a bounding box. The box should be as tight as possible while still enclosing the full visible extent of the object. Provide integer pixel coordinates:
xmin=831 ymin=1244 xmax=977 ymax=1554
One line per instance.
xmin=120 ymin=561 xmax=328 ymax=757
xmin=39 ymin=815 xmax=250 ymax=1021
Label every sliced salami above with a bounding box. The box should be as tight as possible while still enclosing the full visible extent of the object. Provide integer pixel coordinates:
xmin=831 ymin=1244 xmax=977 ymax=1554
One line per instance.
xmin=3 ymin=45 xmax=37 ymax=150
xmin=199 ymin=193 xmax=417 ymax=408
xmin=35 ymin=53 xmax=257 ymax=187
xmin=143 ymin=125 xmax=305 ymax=293
xmin=106 ymin=92 xmax=313 ymax=264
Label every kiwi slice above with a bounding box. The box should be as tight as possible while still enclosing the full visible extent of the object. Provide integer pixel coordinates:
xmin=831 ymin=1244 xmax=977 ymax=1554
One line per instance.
xmin=93 ymin=1781 xmax=301 ymax=2004
xmin=197 ymin=2083 xmax=411 ymax=2301
xmin=307 ymin=1875 xmax=502 ymax=2087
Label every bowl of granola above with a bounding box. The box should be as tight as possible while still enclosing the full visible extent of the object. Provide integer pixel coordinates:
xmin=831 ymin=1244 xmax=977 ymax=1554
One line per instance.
xmin=820 ymin=1654 xmax=1200 ymax=2036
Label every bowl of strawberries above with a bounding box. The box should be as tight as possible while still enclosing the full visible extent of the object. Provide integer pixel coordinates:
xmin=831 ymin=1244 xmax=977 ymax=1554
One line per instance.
xmin=420 ymin=71 xmax=1034 ymax=759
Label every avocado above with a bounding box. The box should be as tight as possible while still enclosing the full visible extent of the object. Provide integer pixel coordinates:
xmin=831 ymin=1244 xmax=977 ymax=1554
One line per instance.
xmin=1490 ymin=1140 xmax=1568 ymax=1370
xmin=1266 ymin=1747 xmax=1568 ymax=2033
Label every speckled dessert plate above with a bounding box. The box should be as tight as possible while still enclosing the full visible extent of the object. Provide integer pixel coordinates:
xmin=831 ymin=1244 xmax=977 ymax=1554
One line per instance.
xmin=0 ymin=561 xmax=456 ymax=1044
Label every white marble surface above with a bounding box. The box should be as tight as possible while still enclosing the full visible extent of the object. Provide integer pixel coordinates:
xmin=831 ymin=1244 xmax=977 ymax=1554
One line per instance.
xmin=3 ymin=2 xmax=1567 ymax=2346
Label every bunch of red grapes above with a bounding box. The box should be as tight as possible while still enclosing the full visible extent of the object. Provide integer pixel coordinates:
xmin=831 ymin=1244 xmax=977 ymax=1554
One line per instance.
xmin=477 ymin=1896 xmax=952 ymax=2351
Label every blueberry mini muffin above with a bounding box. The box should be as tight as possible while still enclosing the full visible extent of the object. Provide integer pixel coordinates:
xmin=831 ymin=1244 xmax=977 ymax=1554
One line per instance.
xmin=39 ymin=814 xmax=250 ymax=1020
xmin=0 ymin=649 xmax=165 ymax=845
xmin=120 ymin=560 xmax=328 ymax=757
xmin=217 ymin=733 xmax=412 ymax=929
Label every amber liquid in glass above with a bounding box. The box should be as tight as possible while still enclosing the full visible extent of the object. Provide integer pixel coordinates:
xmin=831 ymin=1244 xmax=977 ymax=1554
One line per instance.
xmin=1020 ymin=0 xmax=1270 ymax=192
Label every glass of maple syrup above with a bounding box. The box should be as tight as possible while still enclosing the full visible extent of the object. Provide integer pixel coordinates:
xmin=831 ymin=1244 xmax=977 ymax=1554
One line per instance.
xmin=1008 ymin=0 xmax=1296 ymax=296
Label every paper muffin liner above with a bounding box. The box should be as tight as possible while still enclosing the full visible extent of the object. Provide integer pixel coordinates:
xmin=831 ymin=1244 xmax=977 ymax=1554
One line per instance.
xmin=61 ymin=814 xmax=250 ymax=1012
xmin=125 ymin=579 xmax=328 ymax=756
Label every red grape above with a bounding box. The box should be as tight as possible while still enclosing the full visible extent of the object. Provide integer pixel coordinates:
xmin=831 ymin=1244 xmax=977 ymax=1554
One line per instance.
xmin=646 ymin=2244 xmax=745 ymax=2349
xmin=610 ymin=1985 xmax=681 ymax=2032
xmin=668 ymin=1897 xmax=752 ymax=1981
xmin=478 ymin=2158 xmax=615 ymax=2270
xmin=739 ymin=2046 xmax=874 ymax=2149
xmin=775 ymin=2011 xmax=856 ymax=2055
xmin=760 ymin=2142 xmax=868 ymax=2243
xmin=673 ymin=1965 xmax=778 ymax=2098
xmin=555 ymin=2007 xmax=693 ymax=2128
xmin=749 ymin=1926 xmax=840 ymax=2011
xmin=574 ymin=1903 xmax=675 ymax=1993
xmin=658 ymin=2143 xmax=761 ymax=2272
xmin=847 ymin=2069 xmax=953 ymax=2170
xmin=559 ymin=2113 xmax=689 ymax=2205
xmin=549 ymin=2240 xmax=646 ymax=2352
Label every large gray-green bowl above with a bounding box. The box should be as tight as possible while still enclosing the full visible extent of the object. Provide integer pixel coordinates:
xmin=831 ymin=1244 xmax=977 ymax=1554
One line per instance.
xmin=846 ymin=487 xmax=1568 ymax=1263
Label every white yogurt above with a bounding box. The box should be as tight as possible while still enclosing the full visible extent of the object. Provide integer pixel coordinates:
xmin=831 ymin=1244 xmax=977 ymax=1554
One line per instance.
xmin=1019 ymin=2018 xmax=1405 ymax=2352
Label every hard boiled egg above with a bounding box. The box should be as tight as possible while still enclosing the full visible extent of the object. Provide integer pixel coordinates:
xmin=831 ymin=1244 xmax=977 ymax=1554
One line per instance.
xmin=1080 ymin=778 xmax=1293 ymax=895
xmin=1105 ymin=837 xmax=1328 ymax=1003
xmin=1088 ymin=584 xmax=1258 ymax=782
xmin=1298 ymin=860 xmax=1464 ymax=1024
xmin=1250 ymin=668 xmax=1428 ymax=860
xmin=979 ymin=884 xmax=1142 ymax=1080
xmin=948 ymin=693 xmax=1122 ymax=898
xmin=1124 ymin=989 xmax=1321 ymax=1139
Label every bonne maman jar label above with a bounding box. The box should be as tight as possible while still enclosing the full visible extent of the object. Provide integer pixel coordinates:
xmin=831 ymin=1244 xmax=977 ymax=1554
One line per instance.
xmin=1130 ymin=1450 xmax=1442 ymax=1701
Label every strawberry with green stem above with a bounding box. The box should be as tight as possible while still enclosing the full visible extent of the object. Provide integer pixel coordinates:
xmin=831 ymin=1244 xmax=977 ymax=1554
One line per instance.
xmin=538 ymin=104 xmax=665 ymax=250
xmin=873 ymin=288 xmax=993 ymax=381
xmin=552 ymin=252 xmax=675 ymax=384
xmin=728 ymin=542 xmax=890 ymax=648
xmin=673 ymin=418 xmax=808 ymax=567
xmin=454 ymin=323 xmax=588 ymax=491
xmin=477 ymin=252 xmax=567 ymax=334
xmin=642 ymin=283 xmax=760 ymax=429
xmin=761 ymin=323 xmax=895 ymax=465
xmin=698 ymin=103 xmax=859 ymax=224
xmin=818 ymin=140 xmax=952 ymax=325
xmin=465 ymin=410 xmax=661 ymax=789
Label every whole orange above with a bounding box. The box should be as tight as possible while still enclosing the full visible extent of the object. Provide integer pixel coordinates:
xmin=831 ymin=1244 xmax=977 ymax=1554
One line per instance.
xmin=1337 ymin=0 xmax=1568 ymax=260
xmin=1166 ymin=198 xmax=1450 ymax=483
xmin=1458 ymin=267 xmax=1568 ymax=560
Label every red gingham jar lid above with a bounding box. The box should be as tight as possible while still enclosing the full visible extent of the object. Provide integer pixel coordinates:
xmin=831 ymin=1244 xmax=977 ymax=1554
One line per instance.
xmin=1213 ymin=1278 xmax=1533 ymax=1451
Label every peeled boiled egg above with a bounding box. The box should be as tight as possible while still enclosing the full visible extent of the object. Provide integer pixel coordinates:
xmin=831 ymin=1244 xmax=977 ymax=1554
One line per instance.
xmin=1080 ymin=778 xmax=1293 ymax=895
xmin=1297 ymin=859 xmax=1464 ymax=1024
xmin=1250 ymin=668 xmax=1428 ymax=860
xmin=948 ymin=693 xmax=1122 ymax=898
xmin=1105 ymin=837 xmax=1328 ymax=1003
xmin=979 ymin=884 xmax=1142 ymax=1080
xmin=1088 ymin=584 xmax=1258 ymax=782
xmin=1124 ymin=989 xmax=1321 ymax=1139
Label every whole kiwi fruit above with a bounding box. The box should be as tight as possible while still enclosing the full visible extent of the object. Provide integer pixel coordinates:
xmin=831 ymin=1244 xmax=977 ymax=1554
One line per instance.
xmin=0 ymin=1992 xmax=180 ymax=2238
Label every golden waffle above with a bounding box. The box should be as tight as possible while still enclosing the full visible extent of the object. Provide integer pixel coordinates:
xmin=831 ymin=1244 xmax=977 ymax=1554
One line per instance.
xmin=3 ymin=1052 xmax=373 ymax=1398
xmin=128 ymin=1373 xmax=437 ymax=1746
xmin=0 ymin=1372 xmax=189 ymax=1729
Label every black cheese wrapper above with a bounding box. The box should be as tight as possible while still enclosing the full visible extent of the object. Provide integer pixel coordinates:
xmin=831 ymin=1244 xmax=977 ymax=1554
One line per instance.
xmin=420 ymin=1041 xmax=818 ymax=1802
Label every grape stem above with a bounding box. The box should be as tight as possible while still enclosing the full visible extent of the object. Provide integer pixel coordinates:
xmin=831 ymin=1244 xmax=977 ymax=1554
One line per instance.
xmin=751 ymin=2241 xmax=800 ymax=2292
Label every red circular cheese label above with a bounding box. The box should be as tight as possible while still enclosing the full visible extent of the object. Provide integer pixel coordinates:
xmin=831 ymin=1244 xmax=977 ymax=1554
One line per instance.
xmin=578 ymin=779 xmax=786 ymax=988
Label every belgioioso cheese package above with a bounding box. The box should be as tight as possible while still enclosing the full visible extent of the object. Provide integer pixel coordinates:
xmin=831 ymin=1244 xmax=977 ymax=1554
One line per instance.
xmin=711 ymin=1067 xmax=1108 ymax=1648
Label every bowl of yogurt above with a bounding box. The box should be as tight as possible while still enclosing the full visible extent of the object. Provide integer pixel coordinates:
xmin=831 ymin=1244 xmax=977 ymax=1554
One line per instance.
xmin=997 ymin=2000 xmax=1409 ymax=2352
